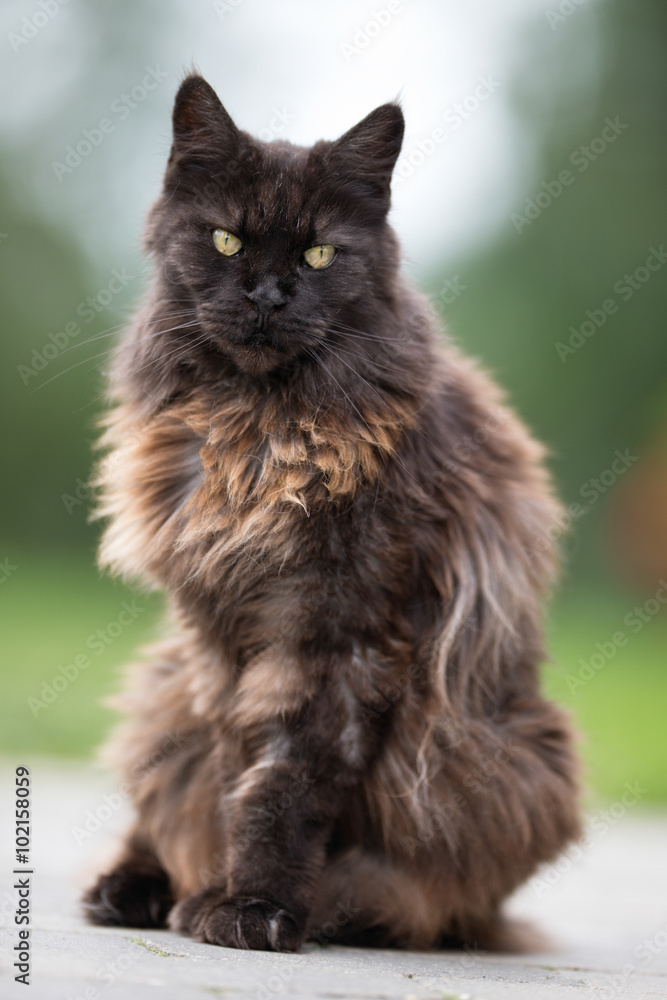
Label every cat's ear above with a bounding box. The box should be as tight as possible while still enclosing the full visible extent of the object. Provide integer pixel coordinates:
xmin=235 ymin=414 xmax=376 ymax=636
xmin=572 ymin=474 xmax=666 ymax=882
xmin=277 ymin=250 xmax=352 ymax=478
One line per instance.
xmin=329 ymin=103 xmax=404 ymax=207
xmin=167 ymin=75 xmax=240 ymax=170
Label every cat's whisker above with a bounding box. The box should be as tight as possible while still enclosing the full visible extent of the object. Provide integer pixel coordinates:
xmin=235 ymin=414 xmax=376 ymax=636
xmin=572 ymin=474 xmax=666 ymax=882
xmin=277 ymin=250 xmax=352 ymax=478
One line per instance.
xmin=124 ymin=330 xmax=210 ymax=379
xmin=85 ymin=318 xmax=202 ymax=375
xmin=328 ymin=318 xmax=395 ymax=337
xmin=326 ymin=319 xmax=405 ymax=347
xmin=324 ymin=322 xmax=449 ymax=440
xmin=306 ymin=347 xmax=419 ymax=486
xmin=30 ymin=319 xmax=201 ymax=393
xmin=328 ymin=315 xmax=449 ymax=348
xmin=56 ymin=310 xmax=198 ymax=359
xmin=322 ymin=336 xmax=384 ymax=364
xmin=317 ymin=342 xmax=426 ymax=488
xmin=83 ymin=322 xmax=201 ymax=407
xmin=305 ymin=347 xmax=383 ymax=445
xmin=319 ymin=342 xmax=406 ymax=410
xmin=30 ymin=350 xmax=126 ymax=393
xmin=329 ymin=313 xmax=448 ymax=338
xmin=102 ymin=318 xmax=201 ymax=369
xmin=319 ymin=334 xmax=408 ymax=379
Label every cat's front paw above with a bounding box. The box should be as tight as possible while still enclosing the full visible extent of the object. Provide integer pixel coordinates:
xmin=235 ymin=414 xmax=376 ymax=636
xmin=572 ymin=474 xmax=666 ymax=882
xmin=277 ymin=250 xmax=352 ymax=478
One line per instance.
xmin=169 ymin=888 xmax=304 ymax=951
xmin=83 ymin=863 xmax=173 ymax=928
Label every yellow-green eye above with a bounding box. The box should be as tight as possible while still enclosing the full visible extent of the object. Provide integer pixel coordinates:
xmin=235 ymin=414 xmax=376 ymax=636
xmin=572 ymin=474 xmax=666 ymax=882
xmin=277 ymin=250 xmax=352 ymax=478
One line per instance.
xmin=303 ymin=244 xmax=336 ymax=269
xmin=212 ymin=229 xmax=243 ymax=256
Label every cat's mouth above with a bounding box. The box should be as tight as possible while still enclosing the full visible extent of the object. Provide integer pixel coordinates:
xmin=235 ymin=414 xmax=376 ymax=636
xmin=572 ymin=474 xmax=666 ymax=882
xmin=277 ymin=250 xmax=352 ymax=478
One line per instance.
xmin=200 ymin=311 xmax=323 ymax=375
xmin=218 ymin=323 xmax=292 ymax=374
xmin=234 ymin=322 xmax=287 ymax=354
xmin=243 ymin=321 xmax=280 ymax=347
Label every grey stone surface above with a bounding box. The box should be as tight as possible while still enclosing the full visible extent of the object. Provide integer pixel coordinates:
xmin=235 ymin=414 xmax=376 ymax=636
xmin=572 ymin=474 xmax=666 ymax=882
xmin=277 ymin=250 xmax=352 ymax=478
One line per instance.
xmin=1 ymin=758 xmax=666 ymax=999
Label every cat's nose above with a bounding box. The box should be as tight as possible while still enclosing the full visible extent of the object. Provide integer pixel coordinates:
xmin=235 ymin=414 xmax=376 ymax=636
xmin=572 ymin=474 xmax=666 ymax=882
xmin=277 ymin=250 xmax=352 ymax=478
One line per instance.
xmin=245 ymin=283 xmax=287 ymax=319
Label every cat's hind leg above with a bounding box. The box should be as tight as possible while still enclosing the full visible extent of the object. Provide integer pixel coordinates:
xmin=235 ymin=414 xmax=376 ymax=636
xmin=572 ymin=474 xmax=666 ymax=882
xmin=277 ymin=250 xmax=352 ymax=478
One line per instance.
xmin=83 ymin=833 xmax=174 ymax=928
xmin=307 ymin=848 xmax=444 ymax=950
xmin=308 ymin=847 xmax=536 ymax=952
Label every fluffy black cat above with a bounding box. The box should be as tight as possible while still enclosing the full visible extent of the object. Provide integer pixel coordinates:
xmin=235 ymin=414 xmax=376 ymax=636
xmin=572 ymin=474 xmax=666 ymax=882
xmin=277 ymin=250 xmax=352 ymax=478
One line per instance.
xmin=83 ymin=75 xmax=580 ymax=952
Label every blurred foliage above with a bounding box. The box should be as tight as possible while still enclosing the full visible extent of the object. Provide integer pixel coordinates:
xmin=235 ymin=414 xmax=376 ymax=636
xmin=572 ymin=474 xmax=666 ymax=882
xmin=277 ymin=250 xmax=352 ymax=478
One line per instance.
xmin=0 ymin=0 xmax=665 ymax=803
xmin=427 ymin=0 xmax=667 ymax=587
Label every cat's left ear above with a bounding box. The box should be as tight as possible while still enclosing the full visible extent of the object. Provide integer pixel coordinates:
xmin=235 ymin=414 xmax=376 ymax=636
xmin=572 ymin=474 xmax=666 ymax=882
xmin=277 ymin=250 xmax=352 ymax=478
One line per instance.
xmin=329 ymin=103 xmax=404 ymax=208
xmin=167 ymin=74 xmax=241 ymax=171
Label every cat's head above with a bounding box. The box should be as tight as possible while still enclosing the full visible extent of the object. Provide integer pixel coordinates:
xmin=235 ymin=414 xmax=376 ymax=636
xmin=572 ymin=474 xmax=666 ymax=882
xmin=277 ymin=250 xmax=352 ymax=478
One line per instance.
xmin=145 ymin=75 xmax=405 ymax=376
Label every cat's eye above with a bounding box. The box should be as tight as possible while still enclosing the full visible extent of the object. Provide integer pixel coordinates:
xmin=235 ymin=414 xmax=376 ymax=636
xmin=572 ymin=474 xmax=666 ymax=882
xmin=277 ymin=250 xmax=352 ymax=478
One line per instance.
xmin=303 ymin=244 xmax=337 ymax=269
xmin=212 ymin=229 xmax=243 ymax=256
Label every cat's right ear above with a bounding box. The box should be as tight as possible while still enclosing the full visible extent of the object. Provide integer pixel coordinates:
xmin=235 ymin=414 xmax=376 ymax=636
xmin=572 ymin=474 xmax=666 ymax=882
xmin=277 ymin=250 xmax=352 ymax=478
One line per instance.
xmin=166 ymin=75 xmax=240 ymax=174
xmin=328 ymin=103 xmax=405 ymax=210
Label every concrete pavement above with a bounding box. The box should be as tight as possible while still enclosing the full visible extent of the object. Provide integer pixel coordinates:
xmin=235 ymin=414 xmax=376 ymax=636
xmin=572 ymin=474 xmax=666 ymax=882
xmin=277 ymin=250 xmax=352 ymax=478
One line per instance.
xmin=1 ymin=758 xmax=666 ymax=999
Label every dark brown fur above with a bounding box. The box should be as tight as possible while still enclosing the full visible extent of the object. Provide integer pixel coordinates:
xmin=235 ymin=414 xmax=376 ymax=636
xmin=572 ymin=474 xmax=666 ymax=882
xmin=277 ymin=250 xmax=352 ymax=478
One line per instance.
xmin=83 ymin=75 xmax=581 ymax=952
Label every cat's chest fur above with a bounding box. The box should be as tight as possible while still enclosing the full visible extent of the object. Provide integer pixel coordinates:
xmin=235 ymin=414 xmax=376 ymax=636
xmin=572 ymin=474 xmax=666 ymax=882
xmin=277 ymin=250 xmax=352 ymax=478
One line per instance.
xmin=96 ymin=385 xmax=415 ymax=597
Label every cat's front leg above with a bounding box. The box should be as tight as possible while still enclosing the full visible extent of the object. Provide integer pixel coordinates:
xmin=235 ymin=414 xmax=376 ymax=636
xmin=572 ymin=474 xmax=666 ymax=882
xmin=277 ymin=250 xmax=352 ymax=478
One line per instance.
xmin=170 ymin=890 xmax=304 ymax=951
xmin=170 ymin=676 xmax=372 ymax=952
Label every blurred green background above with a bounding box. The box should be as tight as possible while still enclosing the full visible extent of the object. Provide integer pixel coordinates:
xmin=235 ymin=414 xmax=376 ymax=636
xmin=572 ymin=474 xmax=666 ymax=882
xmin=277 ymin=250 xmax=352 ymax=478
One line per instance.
xmin=1 ymin=0 xmax=665 ymax=806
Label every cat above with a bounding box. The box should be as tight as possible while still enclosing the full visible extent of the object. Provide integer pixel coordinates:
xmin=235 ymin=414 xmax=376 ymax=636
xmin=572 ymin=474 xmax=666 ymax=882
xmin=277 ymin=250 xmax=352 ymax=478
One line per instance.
xmin=83 ymin=74 xmax=581 ymax=952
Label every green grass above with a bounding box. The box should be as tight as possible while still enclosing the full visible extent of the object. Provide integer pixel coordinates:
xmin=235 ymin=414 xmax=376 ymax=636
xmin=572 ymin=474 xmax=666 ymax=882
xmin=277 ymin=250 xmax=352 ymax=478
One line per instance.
xmin=0 ymin=552 xmax=161 ymax=757
xmin=544 ymin=592 xmax=667 ymax=805
xmin=130 ymin=937 xmax=177 ymax=957
xmin=1 ymin=551 xmax=665 ymax=805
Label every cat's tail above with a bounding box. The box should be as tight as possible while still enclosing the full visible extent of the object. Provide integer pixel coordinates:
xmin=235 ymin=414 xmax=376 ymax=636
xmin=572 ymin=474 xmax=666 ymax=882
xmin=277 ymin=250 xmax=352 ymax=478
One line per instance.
xmin=439 ymin=913 xmax=551 ymax=954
